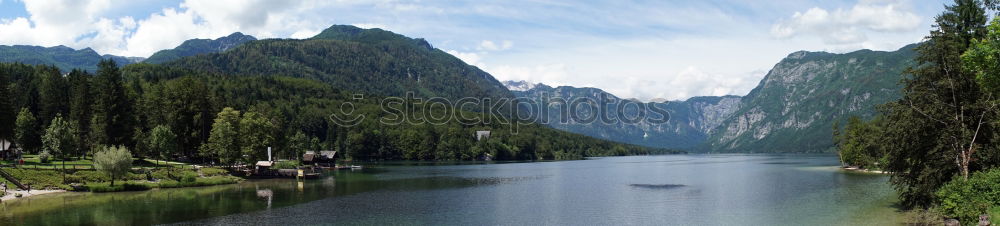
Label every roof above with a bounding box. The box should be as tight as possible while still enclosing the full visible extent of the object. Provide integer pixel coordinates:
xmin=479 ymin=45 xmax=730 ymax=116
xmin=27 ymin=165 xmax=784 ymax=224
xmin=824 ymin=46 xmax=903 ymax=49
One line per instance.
xmin=0 ymin=139 xmax=13 ymax=151
xmin=303 ymin=153 xmax=315 ymax=162
xmin=319 ymin=151 xmax=337 ymax=158
xmin=256 ymin=161 xmax=274 ymax=167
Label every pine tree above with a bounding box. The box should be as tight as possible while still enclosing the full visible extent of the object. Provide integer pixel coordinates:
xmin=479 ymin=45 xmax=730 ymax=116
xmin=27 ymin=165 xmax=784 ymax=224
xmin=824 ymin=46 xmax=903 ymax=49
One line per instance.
xmin=38 ymin=66 xmax=68 ymax=128
xmin=91 ymin=60 xmax=135 ymax=147
xmin=0 ymin=70 xmax=15 ymax=142
xmin=68 ymin=69 xmax=92 ymax=157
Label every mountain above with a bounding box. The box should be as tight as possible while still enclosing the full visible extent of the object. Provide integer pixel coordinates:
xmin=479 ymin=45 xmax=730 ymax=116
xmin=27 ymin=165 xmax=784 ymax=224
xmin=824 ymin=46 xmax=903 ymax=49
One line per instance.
xmin=508 ymin=81 xmax=740 ymax=149
xmin=703 ymin=44 xmax=918 ymax=153
xmin=501 ymin=80 xmax=537 ymax=91
xmin=145 ymin=32 xmax=257 ymax=64
xmin=0 ymin=45 xmax=143 ymax=72
xmin=165 ymin=25 xmax=512 ymax=101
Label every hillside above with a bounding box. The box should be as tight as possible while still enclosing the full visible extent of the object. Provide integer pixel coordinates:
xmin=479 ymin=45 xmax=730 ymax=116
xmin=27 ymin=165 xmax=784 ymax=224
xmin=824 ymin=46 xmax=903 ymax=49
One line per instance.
xmin=165 ymin=25 xmax=513 ymax=101
xmin=0 ymin=45 xmax=142 ymax=72
xmin=508 ymin=81 xmax=740 ymax=149
xmin=703 ymin=44 xmax=917 ymax=152
xmin=145 ymin=32 xmax=257 ymax=64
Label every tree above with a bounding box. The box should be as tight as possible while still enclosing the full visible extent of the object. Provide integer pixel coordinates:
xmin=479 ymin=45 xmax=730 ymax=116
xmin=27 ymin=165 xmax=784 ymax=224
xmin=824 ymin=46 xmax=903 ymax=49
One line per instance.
xmin=42 ymin=115 xmax=76 ymax=181
xmin=67 ymin=69 xmax=92 ymax=158
xmin=834 ymin=116 xmax=886 ymax=169
xmin=91 ymin=59 xmax=135 ymax=147
xmin=287 ymin=131 xmax=308 ymax=161
xmin=14 ymin=108 xmax=40 ymax=154
xmin=38 ymin=67 xmax=68 ymax=128
xmin=240 ymin=111 xmax=275 ymax=164
xmin=881 ymin=0 xmax=993 ymax=208
xmin=0 ymin=70 xmax=14 ymax=144
xmin=201 ymin=107 xmax=241 ymax=166
xmin=967 ymin=18 xmax=1000 ymax=95
xmin=148 ymin=125 xmax=177 ymax=166
xmin=93 ymin=146 xmax=132 ymax=187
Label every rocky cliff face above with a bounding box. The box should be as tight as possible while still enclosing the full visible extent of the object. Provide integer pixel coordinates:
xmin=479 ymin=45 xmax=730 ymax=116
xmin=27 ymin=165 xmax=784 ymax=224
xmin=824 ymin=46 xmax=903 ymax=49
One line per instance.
xmin=507 ymin=82 xmax=740 ymax=149
xmin=703 ymin=44 xmax=917 ymax=153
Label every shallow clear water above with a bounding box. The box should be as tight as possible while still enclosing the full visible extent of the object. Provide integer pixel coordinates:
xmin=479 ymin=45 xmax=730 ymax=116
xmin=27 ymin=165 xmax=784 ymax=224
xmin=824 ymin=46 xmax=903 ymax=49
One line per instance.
xmin=0 ymin=154 xmax=902 ymax=225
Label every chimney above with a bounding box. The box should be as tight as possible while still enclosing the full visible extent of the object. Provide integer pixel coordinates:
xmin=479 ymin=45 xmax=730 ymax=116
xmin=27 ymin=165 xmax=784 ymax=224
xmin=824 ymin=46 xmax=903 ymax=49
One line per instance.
xmin=267 ymin=147 xmax=272 ymax=162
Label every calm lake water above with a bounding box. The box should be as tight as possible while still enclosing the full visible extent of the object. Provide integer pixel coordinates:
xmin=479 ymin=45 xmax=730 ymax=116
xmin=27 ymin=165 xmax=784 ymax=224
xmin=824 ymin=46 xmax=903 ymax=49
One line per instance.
xmin=0 ymin=154 xmax=902 ymax=225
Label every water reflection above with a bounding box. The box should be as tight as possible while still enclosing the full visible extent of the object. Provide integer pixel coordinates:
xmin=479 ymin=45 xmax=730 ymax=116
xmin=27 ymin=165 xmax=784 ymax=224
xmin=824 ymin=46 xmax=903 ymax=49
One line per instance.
xmin=0 ymin=155 xmax=902 ymax=226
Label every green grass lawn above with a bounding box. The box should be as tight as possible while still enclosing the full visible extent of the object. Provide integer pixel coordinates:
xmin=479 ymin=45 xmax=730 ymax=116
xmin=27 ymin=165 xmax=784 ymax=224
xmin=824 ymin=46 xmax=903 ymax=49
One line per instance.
xmin=2 ymin=155 xmax=198 ymax=170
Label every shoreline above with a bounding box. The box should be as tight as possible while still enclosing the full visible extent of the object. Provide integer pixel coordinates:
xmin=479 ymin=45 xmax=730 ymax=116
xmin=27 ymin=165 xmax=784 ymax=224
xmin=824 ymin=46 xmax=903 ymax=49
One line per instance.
xmin=841 ymin=166 xmax=889 ymax=174
xmin=1 ymin=189 xmax=67 ymax=201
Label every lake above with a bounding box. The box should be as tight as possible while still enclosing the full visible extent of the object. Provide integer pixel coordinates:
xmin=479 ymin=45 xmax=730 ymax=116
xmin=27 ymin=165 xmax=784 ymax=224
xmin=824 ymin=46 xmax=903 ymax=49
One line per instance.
xmin=0 ymin=154 xmax=902 ymax=225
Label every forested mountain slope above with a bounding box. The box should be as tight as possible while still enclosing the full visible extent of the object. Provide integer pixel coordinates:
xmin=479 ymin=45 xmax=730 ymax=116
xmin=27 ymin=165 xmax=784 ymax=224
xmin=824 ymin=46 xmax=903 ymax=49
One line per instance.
xmin=703 ymin=44 xmax=917 ymax=152
xmin=0 ymin=45 xmax=142 ymax=72
xmin=165 ymin=25 xmax=513 ymax=101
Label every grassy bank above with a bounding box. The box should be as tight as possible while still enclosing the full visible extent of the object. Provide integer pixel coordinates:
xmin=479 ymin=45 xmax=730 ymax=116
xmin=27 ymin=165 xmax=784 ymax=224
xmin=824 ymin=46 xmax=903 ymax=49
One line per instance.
xmin=0 ymin=167 xmax=242 ymax=193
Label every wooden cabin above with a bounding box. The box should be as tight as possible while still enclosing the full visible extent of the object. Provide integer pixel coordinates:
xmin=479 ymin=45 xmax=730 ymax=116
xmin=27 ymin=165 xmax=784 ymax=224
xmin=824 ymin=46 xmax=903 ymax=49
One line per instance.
xmin=303 ymin=150 xmax=338 ymax=166
xmin=0 ymin=139 xmax=18 ymax=161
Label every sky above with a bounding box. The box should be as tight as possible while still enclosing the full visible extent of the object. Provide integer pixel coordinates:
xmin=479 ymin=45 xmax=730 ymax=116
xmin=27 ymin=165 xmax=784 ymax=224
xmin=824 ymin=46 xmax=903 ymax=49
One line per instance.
xmin=0 ymin=0 xmax=951 ymax=101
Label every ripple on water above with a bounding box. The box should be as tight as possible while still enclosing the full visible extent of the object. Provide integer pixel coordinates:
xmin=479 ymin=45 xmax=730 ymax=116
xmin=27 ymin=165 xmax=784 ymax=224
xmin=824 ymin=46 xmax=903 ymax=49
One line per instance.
xmin=629 ymin=184 xmax=685 ymax=189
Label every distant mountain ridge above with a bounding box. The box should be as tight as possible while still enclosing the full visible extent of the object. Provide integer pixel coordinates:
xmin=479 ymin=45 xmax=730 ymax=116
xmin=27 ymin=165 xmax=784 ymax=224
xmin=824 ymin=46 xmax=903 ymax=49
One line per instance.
xmin=0 ymin=45 xmax=143 ymax=72
xmin=508 ymin=81 xmax=741 ymax=149
xmin=145 ymin=32 xmax=257 ymax=64
xmin=506 ymin=44 xmax=915 ymax=152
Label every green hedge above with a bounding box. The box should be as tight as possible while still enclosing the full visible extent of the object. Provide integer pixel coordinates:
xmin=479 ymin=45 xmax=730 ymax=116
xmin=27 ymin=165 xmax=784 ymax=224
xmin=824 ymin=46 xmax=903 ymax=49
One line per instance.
xmin=936 ymin=168 xmax=1000 ymax=224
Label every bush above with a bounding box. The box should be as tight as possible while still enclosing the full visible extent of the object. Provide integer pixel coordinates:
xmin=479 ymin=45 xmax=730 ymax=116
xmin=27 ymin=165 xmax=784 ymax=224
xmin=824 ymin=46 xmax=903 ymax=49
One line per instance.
xmin=936 ymin=168 xmax=1000 ymax=224
xmin=38 ymin=151 xmax=52 ymax=163
xmin=199 ymin=167 xmax=229 ymax=177
xmin=274 ymin=161 xmax=300 ymax=169
xmin=86 ymin=182 xmax=153 ymax=193
xmin=2 ymin=169 xmax=69 ymax=190
xmin=157 ymin=176 xmax=240 ymax=188
xmin=181 ymin=174 xmax=196 ymax=183
xmin=72 ymin=170 xmax=110 ymax=182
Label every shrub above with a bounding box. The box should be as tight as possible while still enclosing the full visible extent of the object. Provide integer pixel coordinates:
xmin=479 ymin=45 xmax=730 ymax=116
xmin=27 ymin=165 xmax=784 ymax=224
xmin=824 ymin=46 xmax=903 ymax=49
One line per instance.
xmin=200 ymin=167 xmax=229 ymax=177
xmin=72 ymin=170 xmax=110 ymax=182
xmin=936 ymin=168 xmax=1000 ymax=224
xmin=181 ymin=174 xmax=196 ymax=183
xmin=86 ymin=182 xmax=153 ymax=193
xmin=157 ymin=176 xmax=240 ymax=188
xmin=38 ymin=151 xmax=52 ymax=163
xmin=2 ymin=169 xmax=70 ymax=190
xmin=274 ymin=160 xmax=299 ymax=169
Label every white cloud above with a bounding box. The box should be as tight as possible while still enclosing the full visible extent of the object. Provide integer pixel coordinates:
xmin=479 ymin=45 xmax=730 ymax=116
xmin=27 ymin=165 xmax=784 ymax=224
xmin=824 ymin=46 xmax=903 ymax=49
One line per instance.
xmin=0 ymin=0 xmax=336 ymax=57
xmin=445 ymin=50 xmax=484 ymax=68
xmin=771 ymin=0 xmax=921 ymax=45
xmin=478 ymin=40 xmax=512 ymax=51
xmin=351 ymin=23 xmax=388 ymax=30
xmin=0 ymin=0 xmax=113 ymax=48
xmin=487 ymin=64 xmax=570 ymax=86
xmin=290 ymin=29 xmax=321 ymax=39
xmin=117 ymin=0 xmax=334 ymax=56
